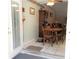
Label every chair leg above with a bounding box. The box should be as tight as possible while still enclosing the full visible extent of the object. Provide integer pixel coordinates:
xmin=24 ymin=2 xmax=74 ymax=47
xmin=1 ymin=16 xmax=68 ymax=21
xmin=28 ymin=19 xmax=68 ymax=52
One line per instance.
xmin=43 ymin=38 xmax=45 ymax=45
xmin=62 ymin=36 xmax=64 ymax=44
xmin=51 ymin=37 xmax=55 ymax=46
xmin=50 ymin=39 xmax=53 ymax=46
xmin=56 ymin=36 xmax=58 ymax=44
xmin=55 ymin=32 xmax=58 ymax=44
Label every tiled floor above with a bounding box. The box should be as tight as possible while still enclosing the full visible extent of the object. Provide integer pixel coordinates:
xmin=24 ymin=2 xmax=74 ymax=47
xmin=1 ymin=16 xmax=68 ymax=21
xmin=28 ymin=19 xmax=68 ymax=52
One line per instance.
xmin=23 ymin=41 xmax=65 ymax=56
xmin=21 ymin=41 xmax=65 ymax=59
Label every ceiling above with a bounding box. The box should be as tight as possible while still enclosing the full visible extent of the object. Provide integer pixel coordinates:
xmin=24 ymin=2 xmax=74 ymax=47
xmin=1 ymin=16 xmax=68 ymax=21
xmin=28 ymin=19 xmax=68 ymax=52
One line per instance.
xmin=32 ymin=0 xmax=68 ymax=17
xmin=53 ymin=2 xmax=67 ymax=16
xmin=29 ymin=0 xmax=68 ymax=23
xmin=33 ymin=0 xmax=68 ymax=4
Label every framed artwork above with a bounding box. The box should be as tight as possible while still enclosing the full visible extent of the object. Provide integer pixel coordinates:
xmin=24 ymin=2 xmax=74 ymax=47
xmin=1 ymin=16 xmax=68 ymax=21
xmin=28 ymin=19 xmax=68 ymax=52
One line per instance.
xmin=22 ymin=8 xmax=25 ymax=12
xmin=30 ymin=7 xmax=35 ymax=15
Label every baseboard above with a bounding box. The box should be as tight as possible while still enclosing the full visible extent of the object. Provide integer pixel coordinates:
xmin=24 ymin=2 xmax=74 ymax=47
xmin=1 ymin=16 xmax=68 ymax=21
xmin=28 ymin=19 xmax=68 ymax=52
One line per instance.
xmin=23 ymin=39 xmax=36 ymax=48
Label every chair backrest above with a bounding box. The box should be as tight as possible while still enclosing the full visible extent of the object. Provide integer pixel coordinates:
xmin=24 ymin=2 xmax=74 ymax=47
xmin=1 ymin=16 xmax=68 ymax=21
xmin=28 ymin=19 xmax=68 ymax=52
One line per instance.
xmin=42 ymin=27 xmax=52 ymax=37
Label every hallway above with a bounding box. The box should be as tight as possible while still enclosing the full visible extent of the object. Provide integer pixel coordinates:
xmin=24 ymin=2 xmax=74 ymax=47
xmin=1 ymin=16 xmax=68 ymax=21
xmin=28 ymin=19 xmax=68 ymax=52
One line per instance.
xmin=11 ymin=0 xmax=67 ymax=59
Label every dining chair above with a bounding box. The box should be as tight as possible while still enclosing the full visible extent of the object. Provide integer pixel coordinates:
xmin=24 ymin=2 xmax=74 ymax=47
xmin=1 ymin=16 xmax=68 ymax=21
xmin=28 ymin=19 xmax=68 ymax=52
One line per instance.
xmin=52 ymin=23 xmax=59 ymax=44
xmin=57 ymin=24 xmax=65 ymax=44
xmin=42 ymin=27 xmax=53 ymax=46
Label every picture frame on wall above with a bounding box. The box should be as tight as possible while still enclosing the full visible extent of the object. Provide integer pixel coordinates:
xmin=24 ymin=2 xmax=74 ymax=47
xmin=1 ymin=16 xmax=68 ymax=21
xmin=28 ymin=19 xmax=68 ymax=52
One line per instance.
xmin=22 ymin=7 xmax=25 ymax=12
xmin=30 ymin=7 xmax=35 ymax=15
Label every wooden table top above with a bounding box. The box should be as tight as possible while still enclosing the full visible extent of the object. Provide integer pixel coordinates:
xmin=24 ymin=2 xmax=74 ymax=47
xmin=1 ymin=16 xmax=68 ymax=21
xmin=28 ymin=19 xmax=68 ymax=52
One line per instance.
xmin=52 ymin=28 xmax=63 ymax=31
xmin=43 ymin=28 xmax=63 ymax=32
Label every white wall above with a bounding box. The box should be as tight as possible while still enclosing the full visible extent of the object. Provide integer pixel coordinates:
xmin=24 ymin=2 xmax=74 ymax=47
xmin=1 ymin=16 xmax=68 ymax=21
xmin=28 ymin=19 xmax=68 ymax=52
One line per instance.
xmin=65 ymin=0 xmax=79 ymax=59
xmin=42 ymin=2 xmax=67 ymax=24
xmin=22 ymin=0 xmax=40 ymax=43
xmin=52 ymin=2 xmax=68 ymax=24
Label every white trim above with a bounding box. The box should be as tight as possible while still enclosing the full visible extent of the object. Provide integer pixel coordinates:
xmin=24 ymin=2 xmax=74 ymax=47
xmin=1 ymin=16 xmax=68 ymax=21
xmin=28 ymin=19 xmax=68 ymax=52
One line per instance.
xmin=11 ymin=38 xmax=36 ymax=58
xmin=23 ymin=39 xmax=36 ymax=48
xmin=11 ymin=45 xmax=23 ymax=58
xmin=10 ymin=0 xmax=23 ymax=59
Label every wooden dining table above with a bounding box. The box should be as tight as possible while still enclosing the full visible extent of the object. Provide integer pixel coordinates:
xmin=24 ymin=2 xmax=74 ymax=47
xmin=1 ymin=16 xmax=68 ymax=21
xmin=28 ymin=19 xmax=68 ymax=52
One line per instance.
xmin=45 ymin=28 xmax=63 ymax=44
xmin=53 ymin=28 xmax=63 ymax=32
xmin=45 ymin=28 xmax=63 ymax=32
xmin=42 ymin=27 xmax=63 ymax=45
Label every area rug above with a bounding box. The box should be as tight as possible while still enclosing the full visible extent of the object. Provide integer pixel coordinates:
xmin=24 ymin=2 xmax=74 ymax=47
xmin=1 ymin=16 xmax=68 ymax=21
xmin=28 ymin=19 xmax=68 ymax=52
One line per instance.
xmin=24 ymin=45 xmax=42 ymax=52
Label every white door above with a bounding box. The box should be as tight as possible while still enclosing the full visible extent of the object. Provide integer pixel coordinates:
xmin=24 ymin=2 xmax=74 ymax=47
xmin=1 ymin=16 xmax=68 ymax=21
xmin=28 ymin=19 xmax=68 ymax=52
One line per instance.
xmin=11 ymin=1 xmax=21 ymax=58
xmin=12 ymin=2 xmax=20 ymax=49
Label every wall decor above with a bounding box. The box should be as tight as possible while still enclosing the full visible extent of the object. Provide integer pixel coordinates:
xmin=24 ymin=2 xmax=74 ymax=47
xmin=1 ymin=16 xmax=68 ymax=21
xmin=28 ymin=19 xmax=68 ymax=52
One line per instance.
xmin=30 ymin=7 xmax=35 ymax=15
xmin=22 ymin=7 xmax=25 ymax=12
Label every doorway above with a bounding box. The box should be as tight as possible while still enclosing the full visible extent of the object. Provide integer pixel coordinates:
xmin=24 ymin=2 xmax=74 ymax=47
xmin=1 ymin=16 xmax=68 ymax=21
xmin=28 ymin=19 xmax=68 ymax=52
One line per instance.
xmin=21 ymin=0 xmax=68 ymax=59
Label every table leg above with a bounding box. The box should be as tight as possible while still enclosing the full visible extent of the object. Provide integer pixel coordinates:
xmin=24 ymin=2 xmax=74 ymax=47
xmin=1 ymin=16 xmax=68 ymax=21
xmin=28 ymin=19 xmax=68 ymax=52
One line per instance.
xmin=55 ymin=32 xmax=58 ymax=44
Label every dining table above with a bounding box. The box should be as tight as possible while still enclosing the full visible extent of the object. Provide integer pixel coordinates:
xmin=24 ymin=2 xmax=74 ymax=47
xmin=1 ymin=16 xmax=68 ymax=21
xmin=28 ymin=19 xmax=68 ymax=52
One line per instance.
xmin=42 ymin=27 xmax=63 ymax=45
xmin=52 ymin=28 xmax=63 ymax=32
xmin=44 ymin=28 xmax=63 ymax=32
xmin=46 ymin=28 xmax=63 ymax=44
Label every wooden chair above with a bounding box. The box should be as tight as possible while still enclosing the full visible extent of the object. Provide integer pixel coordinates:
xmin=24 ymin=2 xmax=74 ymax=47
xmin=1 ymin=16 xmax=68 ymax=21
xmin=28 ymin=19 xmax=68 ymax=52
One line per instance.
xmin=42 ymin=27 xmax=53 ymax=46
xmin=51 ymin=23 xmax=59 ymax=44
xmin=50 ymin=24 xmax=56 ymax=44
xmin=56 ymin=31 xmax=63 ymax=43
xmin=57 ymin=24 xmax=65 ymax=44
xmin=60 ymin=28 xmax=66 ymax=43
